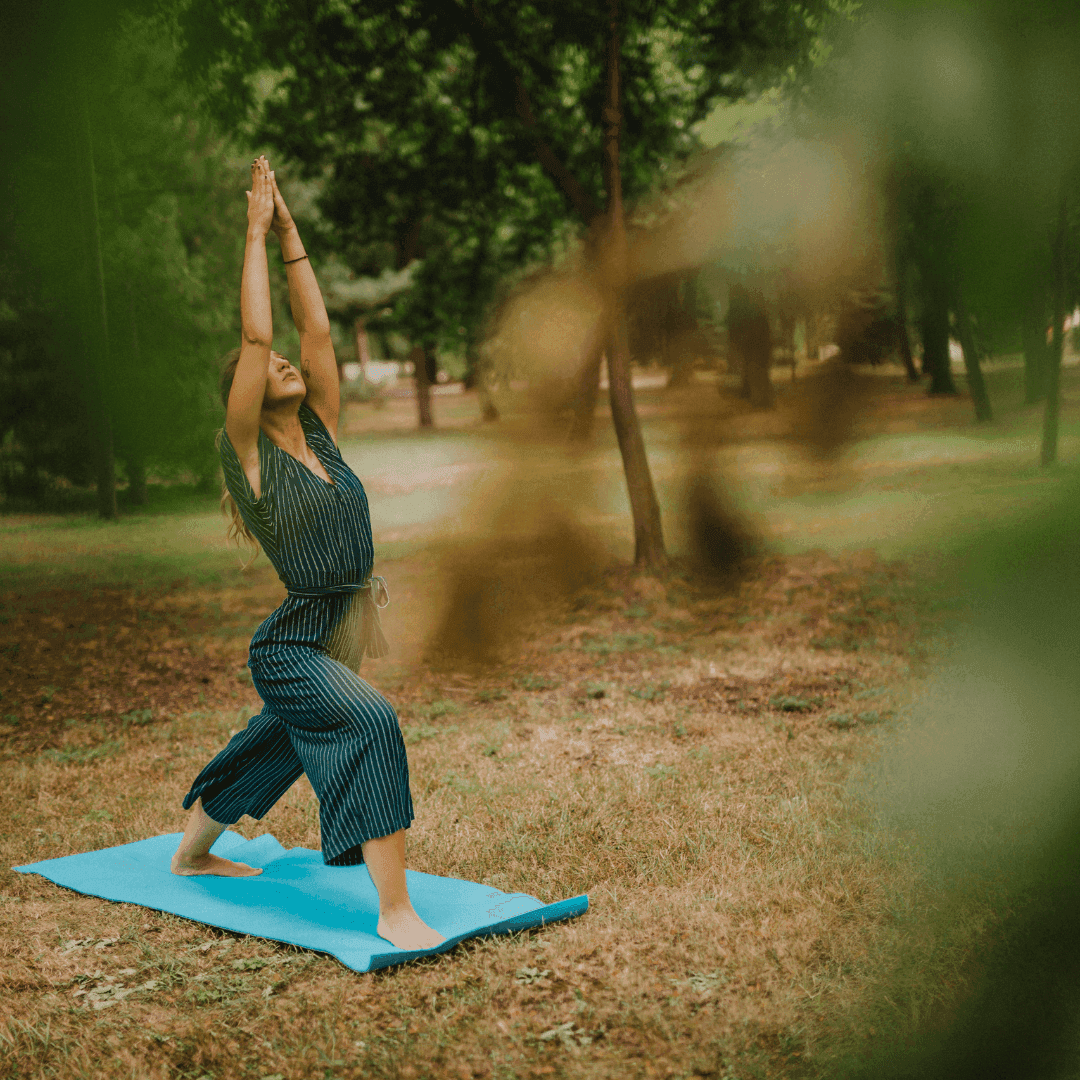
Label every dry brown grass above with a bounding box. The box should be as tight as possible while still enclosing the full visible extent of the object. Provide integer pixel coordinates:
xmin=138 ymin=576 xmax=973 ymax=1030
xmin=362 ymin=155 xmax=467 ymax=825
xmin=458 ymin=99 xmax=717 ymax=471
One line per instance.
xmin=11 ymin=359 xmax=1070 ymax=1078
xmin=0 ymin=539 xmax=988 ymax=1080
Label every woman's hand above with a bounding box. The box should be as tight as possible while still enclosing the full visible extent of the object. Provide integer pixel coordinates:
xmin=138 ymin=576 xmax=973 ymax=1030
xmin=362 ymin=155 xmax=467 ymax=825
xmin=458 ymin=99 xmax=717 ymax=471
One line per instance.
xmin=269 ymin=168 xmax=297 ymax=238
xmin=245 ymin=156 xmax=275 ymax=238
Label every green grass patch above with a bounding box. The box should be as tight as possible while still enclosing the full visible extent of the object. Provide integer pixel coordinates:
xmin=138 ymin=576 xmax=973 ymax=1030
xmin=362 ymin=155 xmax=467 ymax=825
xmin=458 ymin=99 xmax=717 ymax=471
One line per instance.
xmin=41 ymin=740 xmax=126 ymax=765
xmin=579 ymin=632 xmax=657 ymax=655
xmin=403 ymin=724 xmax=458 ymax=744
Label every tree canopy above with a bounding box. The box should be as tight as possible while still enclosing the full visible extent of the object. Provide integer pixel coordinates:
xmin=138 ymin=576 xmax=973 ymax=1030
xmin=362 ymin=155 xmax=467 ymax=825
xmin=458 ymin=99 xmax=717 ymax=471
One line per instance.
xmin=180 ymin=0 xmax=834 ymax=374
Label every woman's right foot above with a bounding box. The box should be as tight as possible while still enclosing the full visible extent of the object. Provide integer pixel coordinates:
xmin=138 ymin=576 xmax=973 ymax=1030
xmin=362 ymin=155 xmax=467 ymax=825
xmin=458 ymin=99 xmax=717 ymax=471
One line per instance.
xmin=171 ymin=853 xmax=262 ymax=877
xmin=376 ymin=907 xmax=445 ymax=951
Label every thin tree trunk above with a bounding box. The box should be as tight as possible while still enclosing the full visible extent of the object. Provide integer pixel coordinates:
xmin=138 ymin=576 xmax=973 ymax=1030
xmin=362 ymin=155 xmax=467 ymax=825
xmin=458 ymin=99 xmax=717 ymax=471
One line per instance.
xmin=475 ymin=359 xmax=500 ymax=422
xmin=121 ymin=289 xmax=148 ymax=503
xmin=895 ymin=269 xmax=920 ymax=382
xmin=920 ymin=279 xmax=958 ymax=395
xmin=602 ymin=0 xmax=665 ymax=567
xmin=743 ymin=316 xmax=774 ymax=409
xmin=413 ymin=344 xmax=433 ymax=428
xmin=608 ymin=311 xmax=664 ymax=566
xmin=779 ymin=311 xmax=796 ymax=382
xmin=730 ymin=284 xmax=774 ymax=409
xmin=667 ymin=352 xmax=695 ymax=388
xmin=108 ymin=120 xmax=148 ymax=508
xmin=1022 ymin=293 xmax=1049 ymax=405
xmin=354 ymin=317 xmax=370 ymax=385
xmin=75 ymin=77 xmax=116 ymax=519
xmin=804 ymin=312 xmax=820 ymax=364
xmin=954 ymin=292 xmax=992 ymax=422
xmin=462 ymin=219 xmax=498 ymax=420
xmin=1041 ymin=191 xmax=1068 ymax=467
xmin=664 ymin=274 xmax=695 ymax=388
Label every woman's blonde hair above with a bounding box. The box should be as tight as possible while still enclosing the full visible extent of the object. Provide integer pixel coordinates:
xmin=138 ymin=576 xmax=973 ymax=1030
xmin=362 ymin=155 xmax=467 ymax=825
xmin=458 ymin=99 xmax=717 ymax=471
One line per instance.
xmin=218 ymin=347 xmax=260 ymax=567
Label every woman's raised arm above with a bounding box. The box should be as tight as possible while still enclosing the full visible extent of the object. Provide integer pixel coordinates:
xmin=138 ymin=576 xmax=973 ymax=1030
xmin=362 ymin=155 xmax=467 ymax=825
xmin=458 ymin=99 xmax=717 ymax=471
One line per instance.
xmin=226 ymin=157 xmax=276 ymax=495
xmin=269 ymin=169 xmax=340 ymax=441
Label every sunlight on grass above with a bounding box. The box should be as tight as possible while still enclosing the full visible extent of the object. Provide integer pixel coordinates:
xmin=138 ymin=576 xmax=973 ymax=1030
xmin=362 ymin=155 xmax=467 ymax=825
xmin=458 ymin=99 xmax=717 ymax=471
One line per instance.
xmin=0 ymin=506 xmax=240 ymax=589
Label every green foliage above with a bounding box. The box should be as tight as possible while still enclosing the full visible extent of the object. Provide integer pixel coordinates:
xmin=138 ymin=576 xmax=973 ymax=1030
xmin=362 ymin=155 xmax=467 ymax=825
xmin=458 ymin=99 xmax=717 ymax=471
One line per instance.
xmin=1 ymin=7 xmax=244 ymax=502
xmin=819 ymin=0 xmax=1080 ymax=381
xmin=178 ymin=0 xmax=833 ymax=372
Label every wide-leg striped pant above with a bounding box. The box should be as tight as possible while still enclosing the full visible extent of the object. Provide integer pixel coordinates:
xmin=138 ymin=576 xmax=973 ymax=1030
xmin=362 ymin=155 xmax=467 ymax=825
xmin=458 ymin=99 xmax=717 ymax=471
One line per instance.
xmin=182 ymin=646 xmax=413 ymax=865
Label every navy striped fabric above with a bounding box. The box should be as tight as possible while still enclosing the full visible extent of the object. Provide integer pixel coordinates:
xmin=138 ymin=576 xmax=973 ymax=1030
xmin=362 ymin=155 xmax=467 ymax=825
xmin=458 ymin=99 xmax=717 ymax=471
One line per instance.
xmin=182 ymin=404 xmax=412 ymax=865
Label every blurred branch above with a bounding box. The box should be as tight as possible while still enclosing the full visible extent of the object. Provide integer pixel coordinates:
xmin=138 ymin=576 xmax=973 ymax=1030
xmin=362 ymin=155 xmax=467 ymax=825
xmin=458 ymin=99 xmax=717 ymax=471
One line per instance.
xmin=320 ymin=259 xmax=420 ymax=315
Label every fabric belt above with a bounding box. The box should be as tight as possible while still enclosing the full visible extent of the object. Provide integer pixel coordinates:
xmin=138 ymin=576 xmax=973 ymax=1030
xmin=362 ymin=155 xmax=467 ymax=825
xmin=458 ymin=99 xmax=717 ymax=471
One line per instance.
xmin=288 ymin=576 xmax=390 ymax=671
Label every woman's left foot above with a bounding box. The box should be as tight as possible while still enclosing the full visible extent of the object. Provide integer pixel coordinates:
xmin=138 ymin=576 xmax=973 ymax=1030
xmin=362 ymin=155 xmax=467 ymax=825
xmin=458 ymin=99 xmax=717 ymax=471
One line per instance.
xmin=377 ymin=908 xmax=445 ymax=950
xmin=171 ymin=853 xmax=262 ymax=877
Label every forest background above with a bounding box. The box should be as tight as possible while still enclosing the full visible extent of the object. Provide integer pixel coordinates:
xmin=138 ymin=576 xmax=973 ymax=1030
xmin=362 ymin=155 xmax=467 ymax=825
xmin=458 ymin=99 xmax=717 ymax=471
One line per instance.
xmin=3 ymin=0 xmax=1077 ymax=538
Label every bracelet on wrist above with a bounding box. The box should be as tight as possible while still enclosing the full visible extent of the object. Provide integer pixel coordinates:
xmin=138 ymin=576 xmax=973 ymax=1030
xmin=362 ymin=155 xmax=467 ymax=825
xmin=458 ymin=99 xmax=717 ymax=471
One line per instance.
xmin=283 ymin=253 xmax=309 ymax=265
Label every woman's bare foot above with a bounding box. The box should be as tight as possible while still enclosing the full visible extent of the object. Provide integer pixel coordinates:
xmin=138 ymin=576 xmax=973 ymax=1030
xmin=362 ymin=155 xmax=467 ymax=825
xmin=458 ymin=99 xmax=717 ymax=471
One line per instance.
xmin=376 ymin=905 xmax=445 ymax=950
xmin=171 ymin=852 xmax=262 ymax=878
xmin=171 ymin=798 xmax=259 ymax=877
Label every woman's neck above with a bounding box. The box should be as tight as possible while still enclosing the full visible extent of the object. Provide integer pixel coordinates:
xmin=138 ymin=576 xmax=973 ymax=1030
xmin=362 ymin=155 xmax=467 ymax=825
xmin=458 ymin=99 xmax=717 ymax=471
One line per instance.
xmin=259 ymin=402 xmax=306 ymax=455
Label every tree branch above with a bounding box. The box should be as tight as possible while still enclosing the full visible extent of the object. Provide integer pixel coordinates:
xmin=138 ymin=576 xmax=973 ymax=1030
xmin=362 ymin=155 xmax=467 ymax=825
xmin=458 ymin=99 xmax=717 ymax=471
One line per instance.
xmin=512 ymin=75 xmax=601 ymax=224
xmin=464 ymin=2 xmax=601 ymax=223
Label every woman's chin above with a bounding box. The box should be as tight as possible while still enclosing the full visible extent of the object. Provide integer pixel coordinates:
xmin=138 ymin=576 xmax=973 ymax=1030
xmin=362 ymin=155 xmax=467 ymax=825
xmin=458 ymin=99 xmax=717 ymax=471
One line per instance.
xmin=263 ymin=387 xmax=307 ymax=410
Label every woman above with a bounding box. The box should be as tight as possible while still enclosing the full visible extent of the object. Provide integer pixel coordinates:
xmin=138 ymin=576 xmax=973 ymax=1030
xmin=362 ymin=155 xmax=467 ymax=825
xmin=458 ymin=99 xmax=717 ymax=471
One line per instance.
xmin=171 ymin=157 xmax=443 ymax=952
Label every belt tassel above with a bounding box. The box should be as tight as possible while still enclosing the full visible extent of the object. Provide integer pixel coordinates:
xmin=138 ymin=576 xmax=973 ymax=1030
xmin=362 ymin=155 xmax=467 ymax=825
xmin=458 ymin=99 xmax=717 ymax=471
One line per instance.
xmin=324 ymin=576 xmax=390 ymax=672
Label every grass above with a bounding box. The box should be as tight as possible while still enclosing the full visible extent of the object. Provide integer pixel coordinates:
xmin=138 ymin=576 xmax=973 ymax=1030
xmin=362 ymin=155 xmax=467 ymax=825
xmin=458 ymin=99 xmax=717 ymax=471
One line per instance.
xmin=0 ymin=544 xmax=974 ymax=1080
xmin=2 ymin=360 xmax=1079 ymax=1078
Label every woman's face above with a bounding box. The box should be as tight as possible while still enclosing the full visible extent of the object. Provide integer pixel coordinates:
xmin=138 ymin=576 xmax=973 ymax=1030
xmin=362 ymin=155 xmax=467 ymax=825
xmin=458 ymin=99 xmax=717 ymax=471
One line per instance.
xmin=263 ymin=351 xmax=306 ymax=407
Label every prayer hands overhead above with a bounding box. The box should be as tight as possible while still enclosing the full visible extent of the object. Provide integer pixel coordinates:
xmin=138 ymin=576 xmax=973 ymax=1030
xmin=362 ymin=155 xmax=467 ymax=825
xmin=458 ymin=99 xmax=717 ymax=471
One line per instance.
xmin=269 ymin=168 xmax=296 ymax=238
xmin=245 ymin=156 xmax=275 ymax=237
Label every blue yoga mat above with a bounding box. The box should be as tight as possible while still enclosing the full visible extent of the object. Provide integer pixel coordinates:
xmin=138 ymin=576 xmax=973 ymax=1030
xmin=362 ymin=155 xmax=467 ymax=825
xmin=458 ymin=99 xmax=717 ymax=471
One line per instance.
xmin=14 ymin=831 xmax=589 ymax=972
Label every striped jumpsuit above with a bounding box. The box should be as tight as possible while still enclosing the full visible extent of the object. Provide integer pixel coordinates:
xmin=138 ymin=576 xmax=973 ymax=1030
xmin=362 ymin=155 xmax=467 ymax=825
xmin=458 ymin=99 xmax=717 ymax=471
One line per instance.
xmin=182 ymin=403 xmax=412 ymax=865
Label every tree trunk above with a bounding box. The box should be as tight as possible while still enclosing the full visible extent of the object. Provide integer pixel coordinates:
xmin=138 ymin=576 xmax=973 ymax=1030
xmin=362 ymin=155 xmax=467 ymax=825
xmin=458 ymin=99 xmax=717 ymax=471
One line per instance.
xmin=122 ymin=288 xmax=148 ymax=504
xmin=412 ymin=344 xmax=433 ymax=428
xmin=608 ymin=310 xmax=665 ymax=566
xmin=804 ymin=311 xmax=820 ymax=363
xmin=919 ymin=281 xmax=958 ymax=395
xmin=475 ymin=364 xmax=500 ymax=422
xmin=462 ymin=217 xmax=498 ymax=420
xmin=354 ymin=317 xmax=370 ymax=384
xmin=895 ymin=269 xmax=920 ymax=382
xmin=667 ymin=352 xmax=696 ymax=388
xmin=75 ymin=76 xmax=116 ymax=519
xmin=742 ymin=317 xmax=774 ymax=409
xmin=601 ymin=0 xmax=665 ymax=567
xmin=729 ymin=284 xmax=774 ymax=409
xmin=1041 ymin=191 xmax=1067 ymax=467
xmin=953 ymin=292 xmax=992 ymax=422
xmin=662 ymin=274 xmax=695 ymax=388
xmin=1022 ymin=294 xmax=1049 ymax=405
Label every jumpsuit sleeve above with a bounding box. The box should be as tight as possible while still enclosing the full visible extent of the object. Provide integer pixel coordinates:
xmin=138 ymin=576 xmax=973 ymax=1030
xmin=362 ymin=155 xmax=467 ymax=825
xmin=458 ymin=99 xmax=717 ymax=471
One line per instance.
xmin=219 ymin=428 xmax=279 ymax=551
